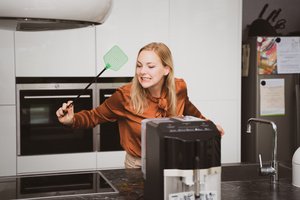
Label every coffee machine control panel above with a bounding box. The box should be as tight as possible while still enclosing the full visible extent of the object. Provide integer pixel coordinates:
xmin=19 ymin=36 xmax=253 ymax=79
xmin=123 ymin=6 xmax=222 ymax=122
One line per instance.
xmin=149 ymin=116 xmax=217 ymax=133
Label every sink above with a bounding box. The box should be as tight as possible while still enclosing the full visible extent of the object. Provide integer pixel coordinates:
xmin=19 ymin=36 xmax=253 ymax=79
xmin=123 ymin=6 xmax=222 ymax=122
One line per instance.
xmin=221 ymin=162 xmax=292 ymax=182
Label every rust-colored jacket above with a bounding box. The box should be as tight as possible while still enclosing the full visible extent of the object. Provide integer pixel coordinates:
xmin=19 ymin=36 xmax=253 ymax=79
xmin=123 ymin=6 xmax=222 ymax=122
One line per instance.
xmin=72 ymin=78 xmax=206 ymax=157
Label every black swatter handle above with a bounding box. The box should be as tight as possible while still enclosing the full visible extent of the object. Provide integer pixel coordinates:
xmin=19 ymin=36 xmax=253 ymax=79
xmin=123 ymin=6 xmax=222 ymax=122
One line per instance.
xmin=64 ymin=67 xmax=107 ymax=113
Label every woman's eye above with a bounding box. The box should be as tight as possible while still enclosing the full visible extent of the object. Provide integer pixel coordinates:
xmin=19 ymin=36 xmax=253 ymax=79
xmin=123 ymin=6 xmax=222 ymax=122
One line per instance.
xmin=148 ymin=65 xmax=155 ymax=68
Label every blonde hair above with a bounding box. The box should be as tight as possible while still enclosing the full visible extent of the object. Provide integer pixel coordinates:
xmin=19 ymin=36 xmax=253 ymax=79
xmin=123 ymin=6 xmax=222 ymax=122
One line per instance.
xmin=131 ymin=42 xmax=177 ymax=116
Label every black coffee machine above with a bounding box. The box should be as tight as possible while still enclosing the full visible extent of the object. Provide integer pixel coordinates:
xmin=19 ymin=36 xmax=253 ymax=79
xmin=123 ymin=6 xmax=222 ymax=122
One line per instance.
xmin=142 ymin=116 xmax=221 ymax=200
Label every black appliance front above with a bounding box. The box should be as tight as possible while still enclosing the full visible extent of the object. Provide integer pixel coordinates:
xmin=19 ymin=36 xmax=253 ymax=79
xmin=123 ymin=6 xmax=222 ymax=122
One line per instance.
xmin=18 ymin=86 xmax=94 ymax=155
xmin=99 ymin=88 xmax=123 ymax=151
xmin=144 ymin=118 xmax=221 ymax=200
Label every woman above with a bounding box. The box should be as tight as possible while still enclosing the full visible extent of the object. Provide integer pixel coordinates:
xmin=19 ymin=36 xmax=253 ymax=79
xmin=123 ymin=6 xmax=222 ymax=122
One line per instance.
xmin=56 ymin=42 xmax=224 ymax=168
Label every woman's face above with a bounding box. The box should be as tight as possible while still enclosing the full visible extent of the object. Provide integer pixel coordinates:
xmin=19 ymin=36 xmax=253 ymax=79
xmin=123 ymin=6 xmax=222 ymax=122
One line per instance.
xmin=136 ymin=50 xmax=170 ymax=96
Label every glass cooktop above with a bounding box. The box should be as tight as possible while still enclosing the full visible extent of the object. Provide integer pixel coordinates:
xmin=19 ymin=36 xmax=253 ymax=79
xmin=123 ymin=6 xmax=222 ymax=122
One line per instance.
xmin=1 ymin=171 xmax=118 ymax=199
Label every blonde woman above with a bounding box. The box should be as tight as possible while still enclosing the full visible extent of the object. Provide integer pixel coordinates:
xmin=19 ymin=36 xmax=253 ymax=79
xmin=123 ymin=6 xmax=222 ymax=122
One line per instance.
xmin=56 ymin=42 xmax=224 ymax=168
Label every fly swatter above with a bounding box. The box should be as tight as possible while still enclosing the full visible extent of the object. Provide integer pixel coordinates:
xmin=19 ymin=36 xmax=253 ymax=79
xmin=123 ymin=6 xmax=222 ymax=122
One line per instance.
xmin=66 ymin=45 xmax=128 ymax=109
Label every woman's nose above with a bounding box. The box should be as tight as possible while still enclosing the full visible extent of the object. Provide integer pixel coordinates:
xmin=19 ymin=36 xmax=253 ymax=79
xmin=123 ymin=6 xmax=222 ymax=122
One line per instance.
xmin=139 ymin=66 xmax=147 ymax=74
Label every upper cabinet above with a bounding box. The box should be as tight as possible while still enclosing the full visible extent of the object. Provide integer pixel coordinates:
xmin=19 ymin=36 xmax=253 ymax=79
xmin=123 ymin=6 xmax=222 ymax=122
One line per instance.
xmin=95 ymin=0 xmax=169 ymax=77
xmin=169 ymin=0 xmax=242 ymax=163
xmin=15 ymin=26 xmax=96 ymax=77
xmin=169 ymin=0 xmax=241 ymax=101
xmin=0 ymin=30 xmax=15 ymax=105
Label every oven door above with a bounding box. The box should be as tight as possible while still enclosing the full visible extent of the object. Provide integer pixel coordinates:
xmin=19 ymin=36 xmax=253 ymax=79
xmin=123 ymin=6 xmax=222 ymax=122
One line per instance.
xmin=17 ymin=84 xmax=94 ymax=156
xmin=96 ymin=83 xmax=126 ymax=169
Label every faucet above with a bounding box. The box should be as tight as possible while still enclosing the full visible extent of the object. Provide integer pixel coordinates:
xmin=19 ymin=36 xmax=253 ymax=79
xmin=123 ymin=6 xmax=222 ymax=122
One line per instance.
xmin=246 ymin=118 xmax=278 ymax=183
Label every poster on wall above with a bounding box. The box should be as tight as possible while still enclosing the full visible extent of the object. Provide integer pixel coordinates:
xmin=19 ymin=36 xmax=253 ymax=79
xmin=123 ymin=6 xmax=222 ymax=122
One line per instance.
xmin=257 ymin=37 xmax=300 ymax=74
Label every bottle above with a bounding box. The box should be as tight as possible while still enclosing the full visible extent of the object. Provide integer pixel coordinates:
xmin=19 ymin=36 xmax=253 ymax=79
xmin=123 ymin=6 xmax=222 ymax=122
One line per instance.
xmin=292 ymin=147 xmax=300 ymax=187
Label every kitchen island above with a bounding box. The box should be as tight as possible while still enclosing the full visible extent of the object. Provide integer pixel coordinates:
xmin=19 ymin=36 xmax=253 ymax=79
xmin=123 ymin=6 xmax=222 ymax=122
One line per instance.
xmin=1 ymin=163 xmax=300 ymax=200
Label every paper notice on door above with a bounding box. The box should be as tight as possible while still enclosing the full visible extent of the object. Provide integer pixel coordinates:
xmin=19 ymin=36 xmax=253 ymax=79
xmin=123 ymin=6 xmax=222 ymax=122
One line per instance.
xmin=260 ymin=79 xmax=285 ymax=116
xmin=277 ymin=37 xmax=300 ymax=74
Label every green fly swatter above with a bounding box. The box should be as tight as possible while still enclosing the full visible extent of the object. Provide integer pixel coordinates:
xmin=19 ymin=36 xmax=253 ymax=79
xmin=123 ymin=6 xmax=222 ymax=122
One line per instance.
xmin=104 ymin=45 xmax=128 ymax=71
xmin=65 ymin=45 xmax=128 ymax=109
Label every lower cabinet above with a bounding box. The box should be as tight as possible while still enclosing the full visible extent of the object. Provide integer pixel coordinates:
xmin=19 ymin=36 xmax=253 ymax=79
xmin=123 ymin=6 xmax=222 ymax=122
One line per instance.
xmin=97 ymin=151 xmax=126 ymax=169
xmin=17 ymin=151 xmax=126 ymax=175
xmin=17 ymin=153 xmax=97 ymax=174
xmin=0 ymin=106 xmax=17 ymax=176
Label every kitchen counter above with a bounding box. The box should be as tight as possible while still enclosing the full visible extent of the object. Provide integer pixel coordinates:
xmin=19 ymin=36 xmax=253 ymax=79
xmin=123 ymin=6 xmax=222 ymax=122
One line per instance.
xmin=1 ymin=163 xmax=300 ymax=200
xmin=91 ymin=164 xmax=300 ymax=200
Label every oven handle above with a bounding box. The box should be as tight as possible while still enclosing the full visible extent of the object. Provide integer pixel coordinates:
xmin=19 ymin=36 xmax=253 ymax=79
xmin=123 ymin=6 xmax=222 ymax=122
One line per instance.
xmin=104 ymin=94 xmax=112 ymax=98
xmin=24 ymin=95 xmax=91 ymax=99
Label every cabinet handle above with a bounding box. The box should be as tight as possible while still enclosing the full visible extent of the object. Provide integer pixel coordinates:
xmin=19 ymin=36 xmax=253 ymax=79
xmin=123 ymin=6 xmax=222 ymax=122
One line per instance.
xmin=24 ymin=95 xmax=91 ymax=99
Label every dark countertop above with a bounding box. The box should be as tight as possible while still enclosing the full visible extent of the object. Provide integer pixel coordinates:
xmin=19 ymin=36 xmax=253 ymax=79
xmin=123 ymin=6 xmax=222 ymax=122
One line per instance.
xmin=28 ymin=169 xmax=145 ymax=200
xmin=1 ymin=163 xmax=300 ymax=200
xmin=64 ymin=163 xmax=300 ymax=200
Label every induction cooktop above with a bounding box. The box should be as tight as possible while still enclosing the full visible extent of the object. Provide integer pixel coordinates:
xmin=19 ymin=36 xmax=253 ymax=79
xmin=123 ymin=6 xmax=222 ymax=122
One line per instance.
xmin=1 ymin=171 xmax=118 ymax=199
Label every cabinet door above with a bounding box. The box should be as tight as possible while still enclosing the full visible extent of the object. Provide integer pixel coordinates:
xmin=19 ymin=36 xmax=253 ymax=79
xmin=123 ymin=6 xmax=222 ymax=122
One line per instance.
xmin=15 ymin=27 xmax=96 ymax=77
xmin=96 ymin=0 xmax=169 ymax=77
xmin=0 ymin=106 xmax=16 ymax=176
xmin=0 ymin=30 xmax=15 ymax=105
xmin=169 ymin=0 xmax=242 ymax=163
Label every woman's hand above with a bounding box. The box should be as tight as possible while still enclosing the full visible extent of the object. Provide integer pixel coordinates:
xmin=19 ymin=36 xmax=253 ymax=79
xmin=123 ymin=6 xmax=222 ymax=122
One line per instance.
xmin=216 ymin=124 xmax=225 ymax=136
xmin=56 ymin=101 xmax=74 ymax=126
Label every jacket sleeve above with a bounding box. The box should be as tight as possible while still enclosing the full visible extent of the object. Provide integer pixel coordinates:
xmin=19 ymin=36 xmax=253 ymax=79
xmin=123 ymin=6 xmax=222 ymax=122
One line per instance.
xmin=72 ymin=88 xmax=128 ymax=129
xmin=183 ymin=98 xmax=207 ymax=120
xmin=177 ymin=79 xmax=207 ymax=120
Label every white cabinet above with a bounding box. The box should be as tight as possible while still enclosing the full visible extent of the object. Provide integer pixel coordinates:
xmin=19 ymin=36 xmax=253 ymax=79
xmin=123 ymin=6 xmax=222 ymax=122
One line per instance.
xmin=15 ymin=27 xmax=96 ymax=77
xmin=17 ymin=153 xmax=97 ymax=174
xmin=96 ymin=0 xmax=169 ymax=77
xmin=0 ymin=30 xmax=15 ymax=105
xmin=0 ymin=106 xmax=16 ymax=176
xmin=169 ymin=0 xmax=242 ymax=163
xmin=0 ymin=30 xmax=16 ymax=176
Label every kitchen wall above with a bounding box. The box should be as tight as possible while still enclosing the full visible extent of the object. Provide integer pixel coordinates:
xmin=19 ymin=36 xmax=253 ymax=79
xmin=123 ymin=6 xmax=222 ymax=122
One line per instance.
xmin=243 ymin=0 xmax=300 ymax=41
xmin=97 ymin=0 xmax=242 ymax=165
xmin=0 ymin=0 xmax=242 ymax=176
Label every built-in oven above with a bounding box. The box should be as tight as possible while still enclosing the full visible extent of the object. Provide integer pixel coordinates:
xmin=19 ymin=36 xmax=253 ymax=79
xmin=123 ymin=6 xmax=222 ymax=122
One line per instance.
xmin=95 ymin=80 xmax=131 ymax=169
xmin=97 ymin=86 xmax=123 ymax=152
xmin=16 ymin=77 xmax=131 ymax=173
xmin=17 ymin=82 xmax=95 ymax=156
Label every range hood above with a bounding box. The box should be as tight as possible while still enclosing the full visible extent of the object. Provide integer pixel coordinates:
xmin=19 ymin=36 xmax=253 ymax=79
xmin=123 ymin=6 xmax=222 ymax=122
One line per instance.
xmin=0 ymin=0 xmax=113 ymax=31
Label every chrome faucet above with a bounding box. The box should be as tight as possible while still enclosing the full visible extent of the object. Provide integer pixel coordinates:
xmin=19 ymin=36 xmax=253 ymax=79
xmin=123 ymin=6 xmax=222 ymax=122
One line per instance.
xmin=246 ymin=118 xmax=278 ymax=183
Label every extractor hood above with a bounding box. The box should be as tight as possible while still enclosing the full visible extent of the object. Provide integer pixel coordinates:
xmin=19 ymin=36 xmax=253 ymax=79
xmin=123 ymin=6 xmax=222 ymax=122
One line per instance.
xmin=0 ymin=0 xmax=113 ymax=31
